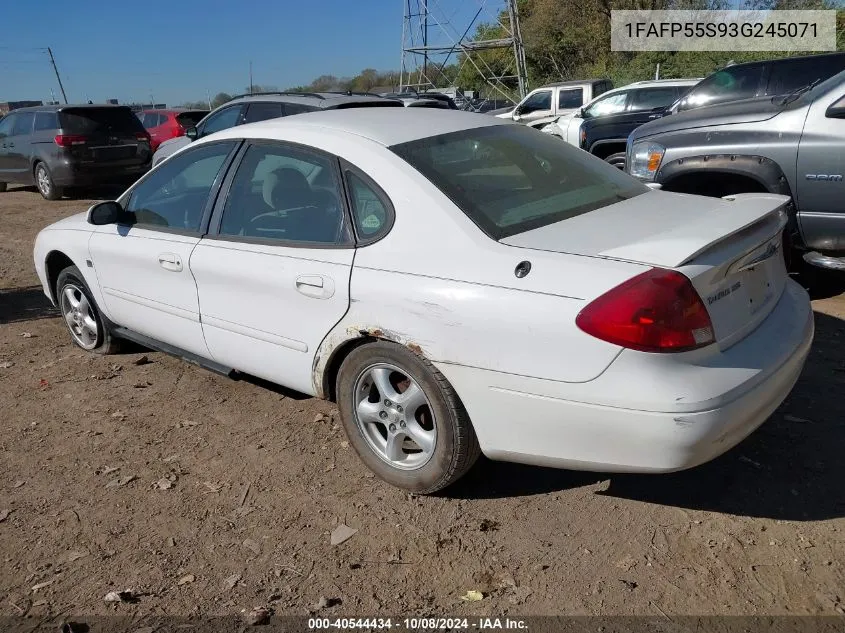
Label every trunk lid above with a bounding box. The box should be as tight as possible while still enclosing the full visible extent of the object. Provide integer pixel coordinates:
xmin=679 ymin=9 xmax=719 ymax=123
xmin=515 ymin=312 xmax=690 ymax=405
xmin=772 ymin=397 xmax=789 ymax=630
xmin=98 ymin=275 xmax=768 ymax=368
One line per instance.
xmin=501 ymin=191 xmax=790 ymax=347
xmin=59 ymin=107 xmax=150 ymax=165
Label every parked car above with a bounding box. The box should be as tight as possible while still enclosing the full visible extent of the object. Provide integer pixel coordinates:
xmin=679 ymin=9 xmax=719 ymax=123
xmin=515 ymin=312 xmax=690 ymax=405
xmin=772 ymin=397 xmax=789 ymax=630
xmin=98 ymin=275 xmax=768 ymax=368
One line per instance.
xmin=418 ymin=92 xmax=460 ymax=109
xmin=34 ymin=109 xmax=812 ymax=492
xmin=467 ymin=98 xmax=515 ymax=113
xmin=666 ymin=52 xmax=845 ymax=115
xmin=137 ymin=108 xmax=208 ymax=152
xmin=494 ymin=79 xmax=613 ymax=128
xmin=544 ymin=79 xmax=700 ymax=169
xmin=0 ymin=104 xmax=151 ymax=200
xmin=387 ymin=96 xmax=450 ymax=109
xmin=152 ymin=91 xmax=401 ymax=166
xmin=625 ymin=69 xmax=845 ymax=271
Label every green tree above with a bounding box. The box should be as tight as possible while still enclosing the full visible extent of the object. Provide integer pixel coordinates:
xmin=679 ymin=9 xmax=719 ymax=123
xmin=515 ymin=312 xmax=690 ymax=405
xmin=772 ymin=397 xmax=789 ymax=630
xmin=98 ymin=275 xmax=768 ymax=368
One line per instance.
xmin=210 ymin=92 xmax=233 ymax=108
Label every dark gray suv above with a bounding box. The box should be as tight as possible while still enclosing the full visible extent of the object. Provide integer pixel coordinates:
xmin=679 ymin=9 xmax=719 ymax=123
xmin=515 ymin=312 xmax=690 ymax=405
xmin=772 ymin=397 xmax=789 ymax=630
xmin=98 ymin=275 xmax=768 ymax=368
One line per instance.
xmin=0 ymin=104 xmax=152 ymax=200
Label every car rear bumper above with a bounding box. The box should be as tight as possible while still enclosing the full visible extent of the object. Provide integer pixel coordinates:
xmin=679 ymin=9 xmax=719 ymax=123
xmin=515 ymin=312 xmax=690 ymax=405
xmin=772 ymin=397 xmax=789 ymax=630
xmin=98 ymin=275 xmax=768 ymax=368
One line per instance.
xmin=51 ymin=161 xmax=150 ymax=187
xmin=435 ymin=279 xmax=813 ymax=473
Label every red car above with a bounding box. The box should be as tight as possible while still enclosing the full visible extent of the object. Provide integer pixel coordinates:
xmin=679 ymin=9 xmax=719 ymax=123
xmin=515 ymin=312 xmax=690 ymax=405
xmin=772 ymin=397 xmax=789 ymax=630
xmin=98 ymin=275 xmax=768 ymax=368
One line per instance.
xmin=136 ymin=109 xmax=208 ymax=152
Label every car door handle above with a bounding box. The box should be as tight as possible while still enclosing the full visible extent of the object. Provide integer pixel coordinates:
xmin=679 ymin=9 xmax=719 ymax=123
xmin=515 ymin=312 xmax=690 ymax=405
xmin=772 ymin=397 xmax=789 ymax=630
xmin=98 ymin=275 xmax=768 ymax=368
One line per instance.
xmin=158 ymin=253 xmax=183 ymax=272
xmin=295 ymin=275 xmax=334 ymax=299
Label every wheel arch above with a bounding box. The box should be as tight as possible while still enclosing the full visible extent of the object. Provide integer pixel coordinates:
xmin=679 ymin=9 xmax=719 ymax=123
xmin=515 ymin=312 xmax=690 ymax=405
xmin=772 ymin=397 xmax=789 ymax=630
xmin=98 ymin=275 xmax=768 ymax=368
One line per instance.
xmin=658 ymin=154 xmax=793 ymax=198
xmin=314 ymin=327 xmax=433 ymax=402
xmin=44 ymin=250 xmax=77 ymax=303
xmin=589 ymin=139 xmax=627 ymax=159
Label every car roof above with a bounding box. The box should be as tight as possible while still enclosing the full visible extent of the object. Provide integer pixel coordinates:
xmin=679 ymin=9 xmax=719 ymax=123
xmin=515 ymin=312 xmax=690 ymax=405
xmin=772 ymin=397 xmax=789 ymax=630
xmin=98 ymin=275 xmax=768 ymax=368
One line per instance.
xmin=226 ymin=91 xmax=389 ymax=109
xmin=206 ymin=108 xmax=504 ymax=147
xmin=723 ymin=51 xmax=845 ymax=70
xmin=539 ymin=79 xmax=608 ymax=89
xmin=624 ymin=78 xmax=702 ymax=87
xmin=140 ymin=108 xmax=208 ymax=114
xmin=8 ymin=103 xmax=132 ymax=113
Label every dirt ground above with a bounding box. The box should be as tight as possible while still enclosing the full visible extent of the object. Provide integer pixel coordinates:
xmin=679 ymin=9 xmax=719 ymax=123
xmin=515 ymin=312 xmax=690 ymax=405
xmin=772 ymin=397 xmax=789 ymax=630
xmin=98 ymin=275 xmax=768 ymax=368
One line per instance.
xmin=1 ymin=185 xmax=844 ymax=623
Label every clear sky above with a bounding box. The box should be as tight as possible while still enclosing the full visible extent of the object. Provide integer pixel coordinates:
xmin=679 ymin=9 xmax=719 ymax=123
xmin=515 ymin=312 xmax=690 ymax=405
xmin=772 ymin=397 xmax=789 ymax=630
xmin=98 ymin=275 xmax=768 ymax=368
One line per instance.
xmin=1 ymin=0 xmax=481 ymax=106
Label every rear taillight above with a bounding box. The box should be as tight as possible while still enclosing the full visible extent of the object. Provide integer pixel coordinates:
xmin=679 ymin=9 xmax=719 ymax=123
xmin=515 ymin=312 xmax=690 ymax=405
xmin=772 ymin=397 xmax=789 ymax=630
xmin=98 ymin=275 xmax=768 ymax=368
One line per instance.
xmin=576 ymin=268 xmax=715 ymax=353
xmin=54 ymin=134 xmax=87 ymax=147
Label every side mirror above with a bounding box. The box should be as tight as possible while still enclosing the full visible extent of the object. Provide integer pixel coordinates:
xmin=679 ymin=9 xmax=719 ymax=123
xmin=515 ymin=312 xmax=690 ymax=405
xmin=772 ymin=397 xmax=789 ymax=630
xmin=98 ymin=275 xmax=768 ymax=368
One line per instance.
xmin=185 ymin=126 xmax=198 ymax=141
xmin=87 ymin=200 xmax=128 ymax=226
xmin=826 ymin=95 xmax=845 ymax=119
xmin=575 ymin=107 xmax=585 ymax=118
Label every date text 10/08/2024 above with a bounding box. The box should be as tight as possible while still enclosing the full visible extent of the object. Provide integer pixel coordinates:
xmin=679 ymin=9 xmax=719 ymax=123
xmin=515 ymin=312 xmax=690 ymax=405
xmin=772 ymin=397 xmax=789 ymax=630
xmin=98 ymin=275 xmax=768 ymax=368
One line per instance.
xmin=307 ymin=617 xmax=529 ymax=630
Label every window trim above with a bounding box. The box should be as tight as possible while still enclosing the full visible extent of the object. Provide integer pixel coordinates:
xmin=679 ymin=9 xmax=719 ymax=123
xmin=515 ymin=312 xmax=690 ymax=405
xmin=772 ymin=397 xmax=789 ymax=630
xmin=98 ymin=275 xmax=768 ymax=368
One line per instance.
xmin=339 ymin=159 xmax=396 ymax=247
xmin=116 ymin=139 xmax=242 ymax=237
xmin=205 ymin=138 xmax=356 ymax=250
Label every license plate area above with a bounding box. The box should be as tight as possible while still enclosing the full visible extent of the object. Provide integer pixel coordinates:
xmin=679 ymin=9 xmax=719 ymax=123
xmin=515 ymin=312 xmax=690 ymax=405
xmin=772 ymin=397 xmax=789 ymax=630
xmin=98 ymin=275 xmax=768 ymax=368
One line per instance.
xmin=743 ymin=265 xmax=775 ymax=315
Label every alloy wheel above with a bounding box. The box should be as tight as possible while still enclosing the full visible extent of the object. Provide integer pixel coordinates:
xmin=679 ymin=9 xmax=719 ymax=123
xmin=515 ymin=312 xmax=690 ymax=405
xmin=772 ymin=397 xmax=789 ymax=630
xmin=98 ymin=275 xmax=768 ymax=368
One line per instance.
xmin=60 ymin=284 xmax=99 ymax=350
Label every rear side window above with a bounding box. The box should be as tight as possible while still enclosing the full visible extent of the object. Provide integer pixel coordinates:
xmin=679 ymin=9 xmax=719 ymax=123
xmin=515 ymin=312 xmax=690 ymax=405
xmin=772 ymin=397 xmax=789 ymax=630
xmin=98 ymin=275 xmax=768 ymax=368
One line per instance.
xmin=678 ymin=65 xmax=763 ymax=111
xmin=12 ymin=112 xmax=35 ymax=135
xmin=284 ymin=103 xmax=319 ymax=116
xmin=34 ymin=111 xmax=58 ymax=131
xmin=0 ymin=114 xmax=17 ymax=137
xmin=346 ymin=170 xmax=392 ymax=240
xmin=629 ymin=87 xmax=678 ymax=111
xmin=176 ymin=111 xmax=207 ymax=128
xmin=391 ymin=125 xmax=648 ymax=240
xmin=558 ymin=88 xmax=584 ymax=109
xmin=242 ymin=102 xmax=284 ymax=124
xmin=59 ymin=107 xmax=145 ymax=135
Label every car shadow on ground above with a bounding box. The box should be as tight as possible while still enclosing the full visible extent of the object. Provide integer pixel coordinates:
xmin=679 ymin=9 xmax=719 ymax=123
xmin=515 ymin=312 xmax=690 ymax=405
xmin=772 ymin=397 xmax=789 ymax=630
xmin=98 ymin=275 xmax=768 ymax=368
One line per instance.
xmin=447 ymin=310 xmax=845 ymax=522
xmin=0 ymin=286 xmax=58 ymax=324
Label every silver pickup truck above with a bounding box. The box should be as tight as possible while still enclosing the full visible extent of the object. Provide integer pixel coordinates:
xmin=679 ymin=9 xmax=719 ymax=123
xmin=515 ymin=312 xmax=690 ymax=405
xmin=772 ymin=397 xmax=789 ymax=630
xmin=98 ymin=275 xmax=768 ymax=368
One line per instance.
xmin=626 ymin=70 xmax=845 ymax=271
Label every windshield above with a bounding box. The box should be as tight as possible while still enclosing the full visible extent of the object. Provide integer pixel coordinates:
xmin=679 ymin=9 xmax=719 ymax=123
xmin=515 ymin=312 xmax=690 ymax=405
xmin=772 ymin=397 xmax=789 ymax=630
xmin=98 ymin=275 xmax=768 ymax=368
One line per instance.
xmin=391 ymin=125 xmax=648 ymax=240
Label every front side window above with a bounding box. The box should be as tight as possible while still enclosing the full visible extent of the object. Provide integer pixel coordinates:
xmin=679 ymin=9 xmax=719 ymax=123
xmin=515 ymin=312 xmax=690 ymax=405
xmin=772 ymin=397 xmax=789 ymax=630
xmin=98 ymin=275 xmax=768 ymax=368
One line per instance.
xmin=520 ymin=90 xmax=552 ymax=114
xmin=678 ymin=65 xmax=763 ymax=111
xmin=628 ymin=87 xmax=679 ymax=111
xmin=218 ymin=143 xmax=347 ymax=245
xmin=12 ymin=112 xmax=34 ymax=136
xmin=34 ymin=111 xmax=58 ymax=131
xmin=391 ymin=125 xmax=648 ymax=240
xmin=242 ymin=102 xmax=284 ymax=124
xmin=558 ymin=88 xmax=584 ymax=109
xmin=0 ymin=114 xmax=16 ymax=138
xmin=583 ymin=92 xmax=628 ymax=118
xmin=125 ymin=141 xmax=235 ymax=231
xmin=200 ymin=105 xmax=243 ymax=137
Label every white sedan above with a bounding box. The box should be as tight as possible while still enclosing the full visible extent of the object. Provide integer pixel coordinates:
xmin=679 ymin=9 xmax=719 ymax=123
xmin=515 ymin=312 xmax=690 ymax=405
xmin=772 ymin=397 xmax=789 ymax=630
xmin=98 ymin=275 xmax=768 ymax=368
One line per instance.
xmin=33 ymin=109 xmax=813 ymax=493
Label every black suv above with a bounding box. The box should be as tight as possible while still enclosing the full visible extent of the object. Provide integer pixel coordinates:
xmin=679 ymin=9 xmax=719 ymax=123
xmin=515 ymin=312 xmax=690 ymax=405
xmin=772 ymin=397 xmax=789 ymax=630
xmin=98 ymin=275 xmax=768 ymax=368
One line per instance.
xmin=0 ymin=104 xmax=151 ymax=200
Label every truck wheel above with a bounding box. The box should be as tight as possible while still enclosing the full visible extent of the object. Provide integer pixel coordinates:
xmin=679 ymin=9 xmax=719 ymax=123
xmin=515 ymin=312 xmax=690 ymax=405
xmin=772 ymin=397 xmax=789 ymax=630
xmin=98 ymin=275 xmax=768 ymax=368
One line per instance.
xmin=605 ymin=153 xmax=626 ymax=169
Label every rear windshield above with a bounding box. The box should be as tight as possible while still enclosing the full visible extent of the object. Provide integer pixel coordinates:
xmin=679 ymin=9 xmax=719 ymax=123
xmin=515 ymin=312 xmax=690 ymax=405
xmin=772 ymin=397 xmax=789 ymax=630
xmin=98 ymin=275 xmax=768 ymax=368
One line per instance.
xmin=176 ymin=111 xmax=207 ymax=127
xmin=391 ymin=125 xmax=648 ymax=240
xmin=59 ymin=107 xmax=145 ymax=135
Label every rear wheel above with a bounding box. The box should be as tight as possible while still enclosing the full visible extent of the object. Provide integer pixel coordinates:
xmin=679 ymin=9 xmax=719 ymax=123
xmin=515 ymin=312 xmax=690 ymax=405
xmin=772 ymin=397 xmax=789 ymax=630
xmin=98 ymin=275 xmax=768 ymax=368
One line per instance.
xmin=336 ymin=341 xmax=481 ymax=493
xmin=56 ymin=265 xmax=121 ymax=354
xmin=35 ymin=162 xmax=62 ymax=200
xmin=605 ymin=152 xmax=626 ymax=169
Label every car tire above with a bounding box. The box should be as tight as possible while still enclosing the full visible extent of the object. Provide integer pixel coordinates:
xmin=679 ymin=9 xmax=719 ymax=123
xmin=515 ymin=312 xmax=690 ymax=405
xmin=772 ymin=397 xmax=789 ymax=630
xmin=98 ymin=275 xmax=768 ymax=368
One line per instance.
xmin=56 ymin=265 xmax=121 ymax=354
xmin=0 ymin=182 xmax=7 ymax=193
xmin=35 ymin=162 xmax=62 ymax=200
xmin=336 ymin=341 xmax=481 ymax=493
xmin=605 ymin=152 xmax=627 ymax=169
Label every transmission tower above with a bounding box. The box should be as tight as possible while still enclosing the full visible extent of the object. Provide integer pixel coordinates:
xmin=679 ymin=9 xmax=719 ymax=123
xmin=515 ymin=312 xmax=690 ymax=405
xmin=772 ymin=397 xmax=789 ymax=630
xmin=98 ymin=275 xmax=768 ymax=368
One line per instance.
xmin=400 ymin=0 xmax=528 ymax=101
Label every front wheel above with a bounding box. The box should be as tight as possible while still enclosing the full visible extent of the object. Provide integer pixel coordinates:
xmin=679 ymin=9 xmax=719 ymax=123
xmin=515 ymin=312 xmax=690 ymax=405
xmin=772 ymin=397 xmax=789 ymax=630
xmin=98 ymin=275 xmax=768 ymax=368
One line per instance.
xmin=56 ymin=266 xmax=121 ymax=354
xmin=35 ymin=162 xmax=62 ymax=200
xmin=605 ymin=152 xmax=626 ymax=169
xmin=336 ymin=341 xmax=481 ymax=493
